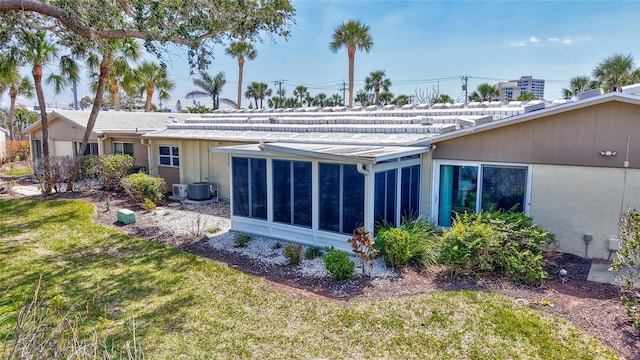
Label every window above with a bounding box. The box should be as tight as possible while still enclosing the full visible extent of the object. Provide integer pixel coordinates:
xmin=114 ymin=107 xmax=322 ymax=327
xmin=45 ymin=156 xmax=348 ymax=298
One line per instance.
xmin=33 ymin=139 xmax=43 ymax=159
xmin=437 ymin=163 xmax=528 ymax=227
xmin=273 ymin=160 xmax=312 ymax=227
xmin=374 ymin=164 xmax=421 ymax=227
xmin=319 ymin=163 xmax=364 ymax=234
xmin=74 ymin=142 xmax=98 ymax=156
xmin=374 ymin=169 xmax=397 ymax=226
xmin=113 ymin=141 xmax=134 ymax=156
xmin=159 ymin=145 xmax=179 ymax=167
xmin=232 ymin=157 xmax=267 ymax=220
xmin=401 ymin=164 xmax=420 ymax=221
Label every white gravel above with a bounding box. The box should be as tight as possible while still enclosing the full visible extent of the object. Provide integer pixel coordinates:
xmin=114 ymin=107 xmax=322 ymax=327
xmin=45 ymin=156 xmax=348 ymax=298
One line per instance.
xmin=142 ymin=199 xmax=398 ymax=279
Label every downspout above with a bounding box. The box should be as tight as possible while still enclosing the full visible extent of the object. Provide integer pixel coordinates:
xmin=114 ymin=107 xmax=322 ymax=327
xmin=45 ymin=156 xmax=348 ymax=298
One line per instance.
xmin=357 ymin=162 xmax=373 ymax=235
xmin=141 ymin=138 xmax=151 ymax=174
xmin=97 ymin=133 xmax=108 ymax=157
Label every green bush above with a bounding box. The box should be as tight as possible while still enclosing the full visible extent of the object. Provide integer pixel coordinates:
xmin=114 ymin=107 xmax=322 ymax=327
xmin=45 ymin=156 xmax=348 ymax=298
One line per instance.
xmin=322 ymin=248 xmax=355 ymax=280
xmin=283 ymin=243 xmax=303 ymax=265
xmin=611 ymin=209 xmax=640 ymax=328
xmin=376 ymin=216 xmax=439 ymax=269
xmin=122 ymin=172 xmax=167 ymax=205
xmin=304 ymin=247 xmax=323 ymax=260
xmin=438 ymin=211 xmax=555 ymax=284
xmin=97 ymin=155 xmax=134 ymax=191
xmin=234 ymin=233 xmax=251 ymax=247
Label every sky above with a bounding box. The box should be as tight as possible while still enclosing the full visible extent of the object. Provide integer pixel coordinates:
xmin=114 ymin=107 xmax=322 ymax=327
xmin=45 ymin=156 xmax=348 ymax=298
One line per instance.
xmin=4 ymin=0 xmax=640 ymax=111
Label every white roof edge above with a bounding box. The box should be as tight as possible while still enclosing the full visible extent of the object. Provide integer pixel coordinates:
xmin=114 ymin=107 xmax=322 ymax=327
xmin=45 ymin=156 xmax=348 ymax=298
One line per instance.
xmin=431 ymin=92 xmax=640 ymax=143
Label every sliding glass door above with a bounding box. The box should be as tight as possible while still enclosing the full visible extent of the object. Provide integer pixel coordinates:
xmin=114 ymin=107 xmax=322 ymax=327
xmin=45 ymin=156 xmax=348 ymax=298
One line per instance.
xmin=437 ymin=163 xmax=528 ymax=227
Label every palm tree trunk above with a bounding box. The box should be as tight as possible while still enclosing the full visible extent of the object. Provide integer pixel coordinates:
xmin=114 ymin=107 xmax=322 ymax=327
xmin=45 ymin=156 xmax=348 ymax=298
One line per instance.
xmin=237 ymin=58 xmax=244 ymax=109
xmin=144 ymin=86 xmax=154 ymax=112
xmin=254 ymin=96 xmax=258 ymax=109
xmin=375 ymin=87 xmax=380 ymax=105
xmin=348 ymin=46 xmax=356 ymax=108
xmin=8 ymin=87 xmax=16 ymax=140
xmin=66 ymin=60 xmax=111 ymax=191
xmin=32 ymin=62 xmax=52 ymax=194
xmin=111 ymin=79 xmax=120 ymax=111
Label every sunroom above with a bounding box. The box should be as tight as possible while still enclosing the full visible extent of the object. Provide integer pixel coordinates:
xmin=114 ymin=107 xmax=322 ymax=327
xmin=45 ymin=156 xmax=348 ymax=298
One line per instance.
xmin=214 ymin=142 xmax=430 ymax=251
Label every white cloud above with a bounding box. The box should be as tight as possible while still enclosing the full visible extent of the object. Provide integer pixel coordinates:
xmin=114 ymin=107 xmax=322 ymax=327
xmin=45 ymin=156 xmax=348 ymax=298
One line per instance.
xmin=529 ymin=36 xmax=539 ymax=43
xmin=562 ymin=36 xmax=572 ymax=44
xmin=547 ymin=37 xmax=560 ymax=42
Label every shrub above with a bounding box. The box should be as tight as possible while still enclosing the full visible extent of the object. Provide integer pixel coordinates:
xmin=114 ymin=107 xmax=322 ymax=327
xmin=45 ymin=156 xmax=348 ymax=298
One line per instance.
xmin=438 ymin=211 xmax=555 ymax=284
xmin=376 ymin=216 xmax=439 ymax=269
xmin=234 ymin=233 xmax=251 ymax=247
xmin=97 ymin=154 xmax=134 ymax=191
xmin=5 ymin=140 xmax=30 ymax=161
xmin=611 ymin=209 xmax=640 ymax=327
xmin=142 ymin=198 xmax=157 ymax=212
xmin=322 ymin=248 xmax=355 ymax=280
xmin=122 ymin=172 xmax=167 ymax=205
xmin=283 ymin=243 xmax=303 ymax=265
xmin=348 ymin=227 xmax=379 ymax=276
xmin=304 ymin=247 xmax=323 ymax=260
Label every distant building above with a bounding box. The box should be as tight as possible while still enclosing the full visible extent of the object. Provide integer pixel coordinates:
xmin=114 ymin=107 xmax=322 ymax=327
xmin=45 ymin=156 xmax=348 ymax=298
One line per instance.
xmin=511 ymin=75 xmax=545 ymax=100
xmin=497 ymin=81 xmax=520 ymax=102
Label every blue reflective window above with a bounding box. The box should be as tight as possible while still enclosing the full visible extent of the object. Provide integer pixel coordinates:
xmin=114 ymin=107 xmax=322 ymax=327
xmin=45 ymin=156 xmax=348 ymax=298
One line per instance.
xmin=319 ymin=163 xmax=363 ymax=234
xmin=232 ymin=157 xmax=266 ymax=220
xmin=273 ymin=160 xmax=312 ymax=227
xmin=374 ymin=169 xmax=397 ymax=227
xmin=401 ymin=164 xmax=420 ymax=221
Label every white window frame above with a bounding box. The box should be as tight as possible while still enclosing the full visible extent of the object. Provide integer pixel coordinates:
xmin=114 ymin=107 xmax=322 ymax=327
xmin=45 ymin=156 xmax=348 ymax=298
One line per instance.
xmin=431 ymin=159 xmax=533 ymax=227
xmin=158 ymin=145 xmax=179 ymax=168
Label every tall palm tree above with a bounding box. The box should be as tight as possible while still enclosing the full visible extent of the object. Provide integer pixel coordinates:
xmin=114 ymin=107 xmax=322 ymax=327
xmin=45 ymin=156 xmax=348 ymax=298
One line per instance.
xmin=330 ymin=93 xmax=342 ymax=106
xmin=7 ymin=76 xmax=34 ymax=139
xmin=561 ymin=76 xmax=599 ymax=99
xmin=245 ymin=82 xmax=271 ymax=109
xmin=14 ymin=30 xmax=59 ymax=193
xmin=329 ymin=20 xmax=373 ymax=107
xmin=88 ymin=39 xmax=141 ymax=111
xmin=186 ymin=71 xmax=236 ymax=110
xmin=315 ymin=93 xmax=327 ymax=107
xmin=592 ymin=53 xmax=639 ymax=92
xmin=226 ymin=41 xmax=257 ymax=109
xmin=293 ymin=85 xmax=309 ymax=107
xmin=133 ymin=61 xmax=175 ymax=112
xmin=364 ymin=70 xmax=391 ymax=105
xmin=0 ymin=54 xmax=34 ymax=139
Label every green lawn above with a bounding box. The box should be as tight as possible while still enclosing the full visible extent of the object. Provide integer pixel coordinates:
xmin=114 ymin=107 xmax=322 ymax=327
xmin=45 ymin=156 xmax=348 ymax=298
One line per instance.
xmin=0 ymin=199 xmax=619 ymax=359
xmin=0 ymin=164 xmax=32 ymax=177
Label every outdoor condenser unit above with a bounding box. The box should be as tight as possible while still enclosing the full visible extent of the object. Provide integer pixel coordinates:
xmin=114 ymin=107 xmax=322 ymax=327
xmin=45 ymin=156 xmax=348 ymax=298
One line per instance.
xmin=172 ymin=184 xmax=188 ymax=198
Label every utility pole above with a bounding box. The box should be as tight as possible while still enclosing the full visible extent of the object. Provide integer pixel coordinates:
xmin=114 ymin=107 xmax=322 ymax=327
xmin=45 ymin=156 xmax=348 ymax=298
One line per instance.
xmin=340 ymin=81 xmax=347 ymax=106
xmin=461 ymin=76 xmax=469 ymax=105
xmin=274 ymin=80 xmax=285 ymax=98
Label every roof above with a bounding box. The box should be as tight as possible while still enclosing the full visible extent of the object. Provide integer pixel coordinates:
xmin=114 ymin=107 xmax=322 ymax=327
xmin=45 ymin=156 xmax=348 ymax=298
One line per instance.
xmin=24 ymin=110 xmax=195 ymax=135
xmin=213 ymin=142 xmax=429 ymax=163
xmin=431 ymin=92 xmax=640 ymax=144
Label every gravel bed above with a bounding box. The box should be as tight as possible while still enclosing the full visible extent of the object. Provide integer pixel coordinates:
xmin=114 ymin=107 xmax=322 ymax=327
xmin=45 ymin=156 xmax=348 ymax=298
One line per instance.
xmin=139 ymin=199 xmax=397 ymax=279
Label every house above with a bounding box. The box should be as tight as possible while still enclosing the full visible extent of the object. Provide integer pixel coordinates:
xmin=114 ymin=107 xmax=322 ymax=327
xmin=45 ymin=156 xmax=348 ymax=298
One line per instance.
xmin=429 ymin=92 xmax=640 ymax=259
xmin=0 ymin=127 xmax=8 ymax=161
xmin=158 ymin=94 xmax=640 ymax=259
xmin=24 ymin=110 xmax=194 ymax=172
xmin=142 ymin=102 xmax=546 ymax=251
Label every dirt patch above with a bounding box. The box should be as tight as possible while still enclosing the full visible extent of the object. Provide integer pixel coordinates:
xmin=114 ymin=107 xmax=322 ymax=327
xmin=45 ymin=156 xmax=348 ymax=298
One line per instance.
xmin=6 ymin=188 xmax=640 ymax=359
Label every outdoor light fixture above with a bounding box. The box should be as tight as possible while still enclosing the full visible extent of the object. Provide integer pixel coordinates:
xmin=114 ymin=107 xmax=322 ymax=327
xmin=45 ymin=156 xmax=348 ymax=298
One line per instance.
xmin=600 ymin=150 xmax=617 ymax=156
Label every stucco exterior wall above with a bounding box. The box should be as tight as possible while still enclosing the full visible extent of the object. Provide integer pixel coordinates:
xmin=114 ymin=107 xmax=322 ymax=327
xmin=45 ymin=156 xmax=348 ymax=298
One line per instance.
xmin=147 ymin=138 xmax=247 ymax=200
xmin=0 ymin=128 xmax=7 ymax=160
xmin=530 ymin=164 xmax=640 ymax=259
xmin=103 ymin=136 xmax=148 ymax=168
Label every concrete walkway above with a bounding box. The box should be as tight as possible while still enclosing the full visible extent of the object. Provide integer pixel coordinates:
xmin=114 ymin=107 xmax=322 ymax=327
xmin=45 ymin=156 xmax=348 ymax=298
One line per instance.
xmin=10 ymin=184 xmax=42 ymax=196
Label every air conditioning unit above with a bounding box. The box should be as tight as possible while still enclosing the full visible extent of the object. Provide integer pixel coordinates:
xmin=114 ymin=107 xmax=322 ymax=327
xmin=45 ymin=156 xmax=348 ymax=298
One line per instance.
xmin=172 ymin=184 xmax=188 ymax=198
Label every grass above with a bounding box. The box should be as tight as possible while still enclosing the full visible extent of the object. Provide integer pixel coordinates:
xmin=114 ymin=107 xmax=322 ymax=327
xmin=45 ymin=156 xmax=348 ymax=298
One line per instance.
xmin=0 ymin=199 xmax=620 ymax=359
xmin=0 ymin=164 xmax=32 ymax=177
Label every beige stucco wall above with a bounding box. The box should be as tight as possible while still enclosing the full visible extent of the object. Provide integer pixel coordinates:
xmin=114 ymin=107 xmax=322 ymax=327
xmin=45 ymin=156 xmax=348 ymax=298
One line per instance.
xmin=530 ymin=164 xmax=640 ymax=259
xmin=102 ymin=136 xmax=148 ymax=168
xmin=147 ymin=138 xmax=247 ymax=200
